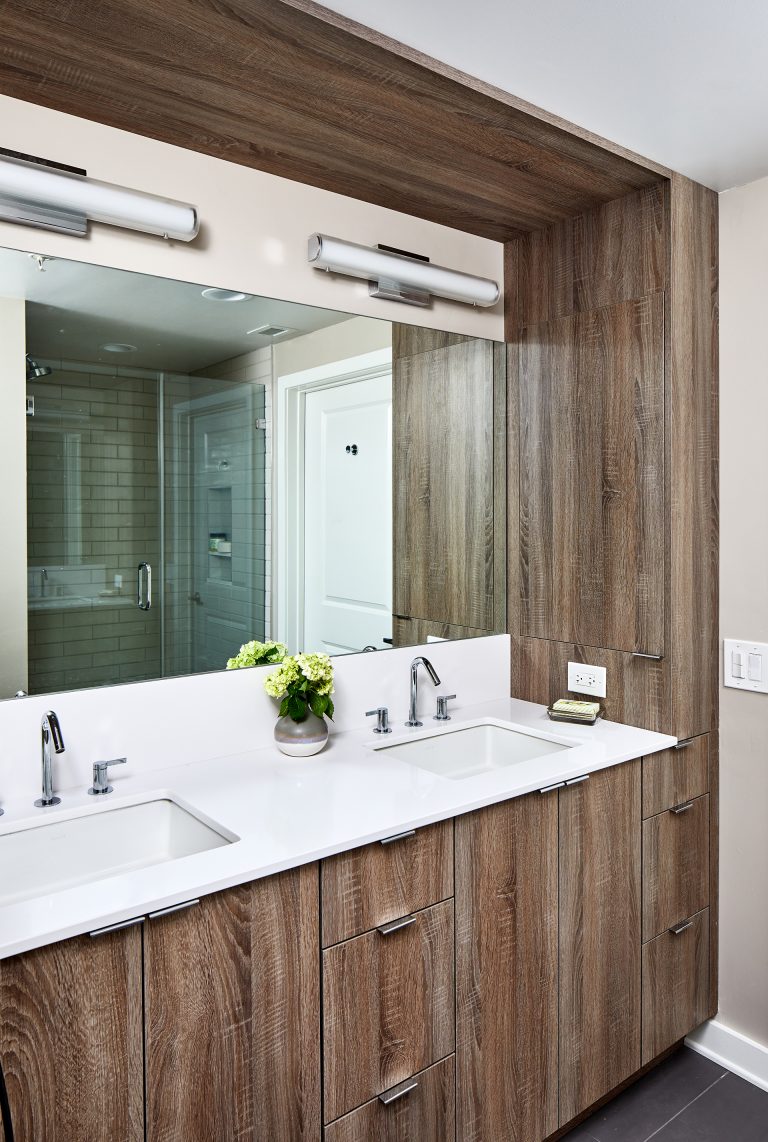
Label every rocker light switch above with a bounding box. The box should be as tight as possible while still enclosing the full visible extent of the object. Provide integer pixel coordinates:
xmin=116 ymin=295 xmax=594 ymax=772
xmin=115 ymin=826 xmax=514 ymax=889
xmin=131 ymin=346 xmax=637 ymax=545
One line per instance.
xmin=724 ymin=639 xmax=768 ymax=693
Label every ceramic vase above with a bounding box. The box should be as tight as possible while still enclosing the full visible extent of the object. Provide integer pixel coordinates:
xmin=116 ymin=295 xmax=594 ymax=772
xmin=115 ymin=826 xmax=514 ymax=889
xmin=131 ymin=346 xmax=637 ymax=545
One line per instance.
xmin=274 ymin=712 xmax=329 ymax=757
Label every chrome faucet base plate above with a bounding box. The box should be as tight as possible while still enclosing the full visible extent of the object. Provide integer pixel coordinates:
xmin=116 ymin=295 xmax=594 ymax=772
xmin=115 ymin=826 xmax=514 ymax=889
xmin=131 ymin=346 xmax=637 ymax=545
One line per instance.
xmin=406 ymin=720 xmax=423 ymax=728
xmin=87 ymin=785 xmax=114 ymax=796
xmin=34 ymin=795 xmax=61 ymax=808
xmin=372 ymin=727 xmax=392 ymax=734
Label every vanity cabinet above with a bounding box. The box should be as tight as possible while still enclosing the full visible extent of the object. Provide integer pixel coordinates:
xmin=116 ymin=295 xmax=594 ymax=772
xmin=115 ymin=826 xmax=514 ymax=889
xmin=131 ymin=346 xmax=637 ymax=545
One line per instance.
xmin=455 ymin=791 xmax=559 ymax=1142
xmin=144 ymin=867 xmax=320 ymax=1142
xmin=392 ymin=331 xmax=506 ymax=637
xmin=558 ymin=762 xmax=642 ymax=1124
xmin=0 ymin=867 xmax=319 ymax=1142
xmin=0 ymin=926 xmax=144 ymax=1142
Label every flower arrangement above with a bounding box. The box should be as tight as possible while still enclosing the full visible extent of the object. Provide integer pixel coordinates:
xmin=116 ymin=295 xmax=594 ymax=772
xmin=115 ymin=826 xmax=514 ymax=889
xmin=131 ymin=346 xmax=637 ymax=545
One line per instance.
xmin=264 ymin=652 xmax=335 ymax=723
xmin=226 ymin=639 xmax=287 ymax=670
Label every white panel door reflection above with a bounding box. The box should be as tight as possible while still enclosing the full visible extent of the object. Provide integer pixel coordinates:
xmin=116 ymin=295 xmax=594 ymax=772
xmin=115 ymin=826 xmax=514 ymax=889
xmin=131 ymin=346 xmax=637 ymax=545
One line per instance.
xmin=303 ymin=375 xmax=392 ymax=654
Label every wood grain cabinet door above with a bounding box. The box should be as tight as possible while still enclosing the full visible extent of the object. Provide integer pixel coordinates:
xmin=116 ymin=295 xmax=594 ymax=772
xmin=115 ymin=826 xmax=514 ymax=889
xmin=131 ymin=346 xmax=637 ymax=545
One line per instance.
xmin=642 ymin=909 xmax=709 ymax=1064
xmin=324 ymin=1056 xmax=455 ymax=1142
xmin=322 ymin=821 xmax=453 ymax=945
xmin=392 ymin=336 xmax=504 ymax=633
xmin=559 ymin=762 xmax=642 ymax=1124
xmin=518 ymin=293 xmax=665 ymax=655
xmin=323 ymin=900 xmax=454 ymax=1123
xmin=455 ymin=792 xmax=559 ymax=1142
xmin=0 ymin=927 xmax=144 ymax=1142
xmin=144 ymin=868 xmax=321 ymax=1142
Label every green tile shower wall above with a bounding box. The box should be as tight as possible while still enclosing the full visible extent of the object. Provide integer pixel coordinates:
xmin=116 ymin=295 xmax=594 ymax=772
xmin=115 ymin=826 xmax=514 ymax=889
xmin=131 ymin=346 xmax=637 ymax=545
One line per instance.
xmin=27 ymin=366 xmax=161 ymax=693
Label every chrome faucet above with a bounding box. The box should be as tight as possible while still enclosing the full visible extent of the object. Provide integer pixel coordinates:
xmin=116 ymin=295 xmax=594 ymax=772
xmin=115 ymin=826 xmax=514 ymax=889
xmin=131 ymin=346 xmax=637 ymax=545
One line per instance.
xmin=35 ymin=710 xmax=64 ymax=807
xmin=406 ymin=656 xmax=441 ymax=727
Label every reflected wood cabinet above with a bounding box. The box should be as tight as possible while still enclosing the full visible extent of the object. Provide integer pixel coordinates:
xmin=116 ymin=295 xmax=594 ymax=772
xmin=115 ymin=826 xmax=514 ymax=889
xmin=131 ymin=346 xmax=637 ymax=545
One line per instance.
xmin=0 ymin=753 xmax=711 ymax=1142
xmin=392 ymin=328 xmax=506 ymax=639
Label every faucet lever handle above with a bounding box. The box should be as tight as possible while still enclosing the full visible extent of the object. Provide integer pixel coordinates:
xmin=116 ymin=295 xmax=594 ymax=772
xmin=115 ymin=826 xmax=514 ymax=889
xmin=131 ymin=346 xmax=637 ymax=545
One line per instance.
xmin=365 ymin=707 xmax=392 ymax=734
xmin=89 ymin=757 xmax=127 ymax=796
xmin=434 ymin=694 xmax=457 ymax=721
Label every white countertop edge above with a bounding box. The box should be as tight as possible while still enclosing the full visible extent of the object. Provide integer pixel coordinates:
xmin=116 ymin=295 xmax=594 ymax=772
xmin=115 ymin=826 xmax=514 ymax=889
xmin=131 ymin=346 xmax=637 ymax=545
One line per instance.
xmin=0 ymin=697 xmax=676 ymax=960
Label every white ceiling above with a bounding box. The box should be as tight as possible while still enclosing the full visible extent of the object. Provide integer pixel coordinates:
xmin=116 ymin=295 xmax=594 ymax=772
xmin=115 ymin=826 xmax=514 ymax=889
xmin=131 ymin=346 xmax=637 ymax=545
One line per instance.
xmin=322 ymin=0 xmax=768 ymax=192
xmin=0 ymin=248 xmax=353 ymax=372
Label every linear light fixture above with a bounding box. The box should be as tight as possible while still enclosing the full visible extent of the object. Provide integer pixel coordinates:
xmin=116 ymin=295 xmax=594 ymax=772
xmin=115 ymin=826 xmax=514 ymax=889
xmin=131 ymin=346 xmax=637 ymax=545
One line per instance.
xmin=307 ymin=234 xmax=500 ymax=308
xmin=0 ymin=148 xmax=199 ymax=241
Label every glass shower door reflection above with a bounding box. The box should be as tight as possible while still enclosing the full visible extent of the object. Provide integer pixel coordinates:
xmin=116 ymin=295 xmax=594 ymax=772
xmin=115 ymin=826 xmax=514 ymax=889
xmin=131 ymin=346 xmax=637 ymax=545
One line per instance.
xmin=164 ymin=377 xmax=267 ymax=678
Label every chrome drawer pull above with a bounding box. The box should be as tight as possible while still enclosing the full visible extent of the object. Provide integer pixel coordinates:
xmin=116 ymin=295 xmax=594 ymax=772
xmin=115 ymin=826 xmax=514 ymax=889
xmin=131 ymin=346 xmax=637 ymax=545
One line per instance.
xmin=565 ymin=774 xmax=590 ymax=786
xmin=377 ymin=914 xmax=416 ymax=936
xmin=670 ymin=801 xmax=694 ymax=815
xmin=632 ymin=652 xmax=664 ymax=661
xmin=148 ymin=898 xmax=200 ymax=920
xmin=674 ymin=738 xmax=695 ymax=750
xmin=669 ymin=919 xmax=694 ymax=936
xmin=539 ymin=781 xmax=565 ymax=794
xmin=380 ymin=829 xmax=416 ymax=845
xmin=379 ymin=1079 xmax=419 ymax=1105
xmin=90 ymin=916 xmax=144 ymax=937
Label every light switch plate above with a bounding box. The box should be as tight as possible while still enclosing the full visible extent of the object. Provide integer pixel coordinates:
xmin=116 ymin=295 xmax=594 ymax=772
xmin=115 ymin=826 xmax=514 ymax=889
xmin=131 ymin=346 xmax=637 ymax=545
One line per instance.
xmin=724 ymin=638 xmax=768 ymax=693
xmin=567 ymin=660 xmax=607 ymax=698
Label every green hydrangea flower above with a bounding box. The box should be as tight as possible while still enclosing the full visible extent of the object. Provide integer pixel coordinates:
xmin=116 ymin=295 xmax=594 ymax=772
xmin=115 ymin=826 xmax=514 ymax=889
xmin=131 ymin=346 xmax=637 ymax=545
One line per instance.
xmin=264 ymin=652 xmax=335 ymax=723
xmin=226 ymin=640 xmax=287 ymax=670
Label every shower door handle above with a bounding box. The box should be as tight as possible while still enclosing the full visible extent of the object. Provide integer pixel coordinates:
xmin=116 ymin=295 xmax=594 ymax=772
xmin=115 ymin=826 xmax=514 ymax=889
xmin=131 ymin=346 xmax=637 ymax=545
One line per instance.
xmin=137 ymin=562 xmax=152 ymax=611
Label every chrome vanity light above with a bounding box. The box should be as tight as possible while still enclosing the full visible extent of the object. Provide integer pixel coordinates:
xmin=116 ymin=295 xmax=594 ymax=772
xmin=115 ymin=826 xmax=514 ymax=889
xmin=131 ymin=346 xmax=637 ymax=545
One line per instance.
xmin=0 ymin=148 xmax=199 ymax=241
xmin=307 ymin=233 xmax=500 ymax=308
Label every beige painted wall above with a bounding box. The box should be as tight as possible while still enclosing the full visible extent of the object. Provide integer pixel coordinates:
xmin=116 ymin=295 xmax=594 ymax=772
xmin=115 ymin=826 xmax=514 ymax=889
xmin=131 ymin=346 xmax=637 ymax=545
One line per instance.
xmin=718 ymin=175 xmax=768 ymax=1049
xmin=274 ymin=315 xmax=390 ymax=377
xmin=0 ymin=296 xmax=27 ymax=695
xmin=0 ymin=94 xmax=503 ymax=340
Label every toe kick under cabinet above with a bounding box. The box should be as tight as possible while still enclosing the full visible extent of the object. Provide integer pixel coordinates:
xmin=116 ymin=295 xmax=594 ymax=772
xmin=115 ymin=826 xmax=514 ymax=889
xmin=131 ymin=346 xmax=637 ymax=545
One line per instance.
xmin=0 ymin=747 xmax=712 ymax=1142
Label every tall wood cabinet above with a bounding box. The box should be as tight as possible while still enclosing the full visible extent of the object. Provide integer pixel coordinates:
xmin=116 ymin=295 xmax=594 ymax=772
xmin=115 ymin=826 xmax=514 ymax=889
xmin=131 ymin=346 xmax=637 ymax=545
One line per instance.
xmin=391 ymin=327 xmax=506 ymax=641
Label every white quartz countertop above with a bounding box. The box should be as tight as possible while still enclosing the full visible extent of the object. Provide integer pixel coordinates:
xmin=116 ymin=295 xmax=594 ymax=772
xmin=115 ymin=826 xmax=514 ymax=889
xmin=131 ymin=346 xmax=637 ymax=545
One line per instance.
xmin=0 ymin=697 xmax=675 ymax=959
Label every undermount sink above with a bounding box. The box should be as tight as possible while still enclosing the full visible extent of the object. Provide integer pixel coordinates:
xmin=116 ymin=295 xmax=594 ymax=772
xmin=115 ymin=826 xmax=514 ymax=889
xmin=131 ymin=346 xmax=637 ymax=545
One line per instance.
xmin=0 ymin=797 xmax=237 ymax=907
xmin=375 ymin=720 xmax=574 ymax=780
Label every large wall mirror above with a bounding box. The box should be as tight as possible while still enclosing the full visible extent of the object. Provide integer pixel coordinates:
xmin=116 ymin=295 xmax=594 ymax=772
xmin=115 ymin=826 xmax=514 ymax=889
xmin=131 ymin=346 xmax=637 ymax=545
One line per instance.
xmin=0 ymin=247 xmax=506 ymax=699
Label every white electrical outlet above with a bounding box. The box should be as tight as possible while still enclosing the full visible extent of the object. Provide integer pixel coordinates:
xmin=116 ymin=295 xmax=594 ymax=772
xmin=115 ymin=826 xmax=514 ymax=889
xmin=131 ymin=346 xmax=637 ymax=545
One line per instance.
xmin=568 ymin=660 xmax=607 ymax=698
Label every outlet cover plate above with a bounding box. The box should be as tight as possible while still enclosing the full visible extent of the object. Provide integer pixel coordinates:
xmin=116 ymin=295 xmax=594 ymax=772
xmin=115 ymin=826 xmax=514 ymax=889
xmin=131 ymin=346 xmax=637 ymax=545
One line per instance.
xmin=568 ymin=660 xmax=607 ymax=698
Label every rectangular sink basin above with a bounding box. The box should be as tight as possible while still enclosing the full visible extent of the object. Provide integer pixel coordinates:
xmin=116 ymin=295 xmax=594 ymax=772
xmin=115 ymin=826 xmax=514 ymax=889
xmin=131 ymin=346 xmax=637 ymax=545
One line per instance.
xmin=0 ymin=798 xmax=237 ymax=907
xmin=376 ymin=721 xmax=574 ymax=780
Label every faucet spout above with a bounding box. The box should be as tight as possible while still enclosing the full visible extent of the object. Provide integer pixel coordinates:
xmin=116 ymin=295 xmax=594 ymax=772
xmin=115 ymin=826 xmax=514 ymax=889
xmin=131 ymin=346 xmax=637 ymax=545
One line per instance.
xmin=407 ymin=656 xmax=442 ymax=728
xmin=36 ymin=710 xmax=64 ymax=808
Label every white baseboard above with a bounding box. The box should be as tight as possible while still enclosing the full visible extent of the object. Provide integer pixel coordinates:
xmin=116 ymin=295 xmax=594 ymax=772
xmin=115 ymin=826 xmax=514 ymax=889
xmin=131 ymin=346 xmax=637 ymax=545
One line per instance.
xmin=686 ymin=1019 xmax=768 ymax=1092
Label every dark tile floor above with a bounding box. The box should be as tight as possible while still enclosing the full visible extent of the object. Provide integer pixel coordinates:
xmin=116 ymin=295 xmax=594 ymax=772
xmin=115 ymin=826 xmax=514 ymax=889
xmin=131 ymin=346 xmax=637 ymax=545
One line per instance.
xmin=562 ymin=1047 xmax=768 ymax=1141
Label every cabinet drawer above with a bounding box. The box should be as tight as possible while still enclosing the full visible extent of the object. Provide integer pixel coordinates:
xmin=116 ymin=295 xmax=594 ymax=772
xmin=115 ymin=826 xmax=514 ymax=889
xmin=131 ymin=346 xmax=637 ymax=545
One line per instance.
xmin=324 ymin=1056 xmax=455 ymax=1142
xmin=323 ymin=900 xmax=455 ymax=1122
xmin=643 ymin=737 xmax=709 ymax=818
xmin=322 ymin=821 xmax=453 ymax=945
xmin=643 ymin=795 xmax=709 ymax=941
xmin=642 ymin=909 xmax=709 ymax=1063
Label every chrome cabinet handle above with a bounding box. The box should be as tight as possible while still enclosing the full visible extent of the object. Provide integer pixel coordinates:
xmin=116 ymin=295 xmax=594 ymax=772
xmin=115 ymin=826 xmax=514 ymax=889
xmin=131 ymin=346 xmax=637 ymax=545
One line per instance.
xmin=379 ymin=829 xmax=416 ymax=845
xmin=137 ymin=561 xmax=152 ymax=610
xmin=90 ymin=916 xmax=143 ymax=937
xmin=632 ymin=652 xmax=664 ymax=660
xmin=377 ymin=914 xmax=416 ymax=936
xmin=674 ymin=738 xmax=694 ymax=750
xmin=565 ymin=774 xmax=590 ymax=786
xmin=670 ymin=800 xmax=694 ymax=814
xmin=539 ymin=781 xmax=565 ymax=794
xmin=148 ymin=899 xmax=200 ymax=920
xmin=669 ymin=919 xmax=694 ymax=935
xmin=379 ymin=1078 xmax=419 ymax=1105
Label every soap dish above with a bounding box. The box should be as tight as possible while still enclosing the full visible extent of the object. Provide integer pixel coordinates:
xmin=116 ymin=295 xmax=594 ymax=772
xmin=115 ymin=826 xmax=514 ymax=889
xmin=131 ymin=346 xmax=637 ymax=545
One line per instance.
xmin=547 ymin=699 xmax=602 ymax=726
